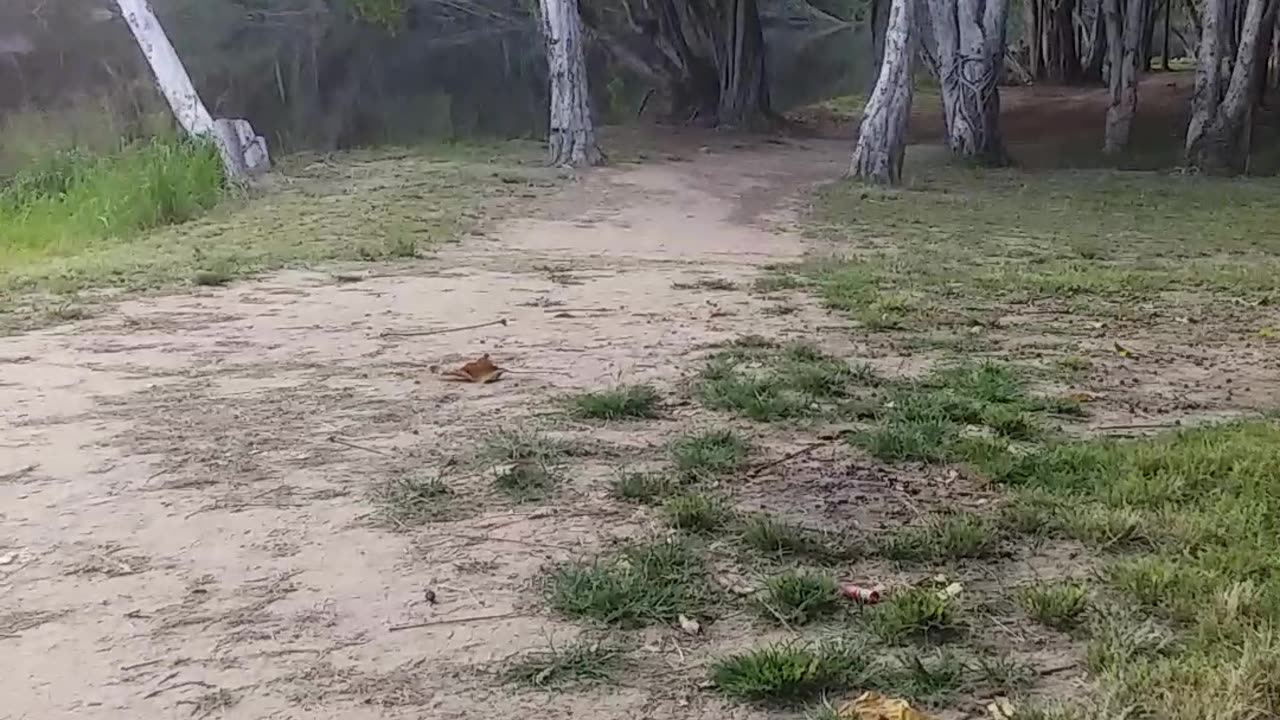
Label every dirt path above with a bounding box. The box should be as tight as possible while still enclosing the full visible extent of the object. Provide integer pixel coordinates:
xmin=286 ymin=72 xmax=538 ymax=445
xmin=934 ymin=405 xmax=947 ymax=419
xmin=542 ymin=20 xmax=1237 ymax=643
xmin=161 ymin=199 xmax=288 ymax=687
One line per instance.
xmin=1 ymin=139 xmax=849 ymax=720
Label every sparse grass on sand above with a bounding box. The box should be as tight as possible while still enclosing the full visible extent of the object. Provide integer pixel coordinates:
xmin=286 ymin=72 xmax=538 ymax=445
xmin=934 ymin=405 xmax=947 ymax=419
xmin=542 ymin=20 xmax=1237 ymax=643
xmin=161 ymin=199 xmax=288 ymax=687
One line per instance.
xmin=756 ymin=570 xmax=842 ymax=626
xmin=571 ymin=384 xmax=661 ymax=420
xmin=545 ymin=539 xmax=713 ymax=627
xmin=699 ymin=340 xmax=876 ymax=421
xmin=503 ymin=638 xmax=625 ymax=688
xmin=371 ymin=472 xmax=462 ymax=526
xmin=671 ymin=428 xmax=749 ymax=479
xmin=710 ymin=642 xmax=866 ymax=702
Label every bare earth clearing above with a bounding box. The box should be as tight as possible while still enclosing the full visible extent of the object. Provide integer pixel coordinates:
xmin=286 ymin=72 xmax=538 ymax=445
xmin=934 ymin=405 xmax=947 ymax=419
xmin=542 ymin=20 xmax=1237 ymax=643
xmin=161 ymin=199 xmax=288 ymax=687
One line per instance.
xmin=6 ymin=84 xmax=1280 ymax=720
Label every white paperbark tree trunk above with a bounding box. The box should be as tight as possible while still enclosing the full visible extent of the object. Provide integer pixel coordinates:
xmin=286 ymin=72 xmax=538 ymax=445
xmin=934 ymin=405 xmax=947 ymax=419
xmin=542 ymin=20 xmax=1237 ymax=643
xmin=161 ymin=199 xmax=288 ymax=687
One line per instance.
xmin=1185 ymin=0 xmax=1275 ymax=172
xmin=1102 ymin=0 xmax=1146 ymax=153
xmin=114 ymin=0 xmax=269 ymax=179
xmin=539 ymin=0 xmax=604 ymax=167
xmin=851 ymin=0 xmax=916 ymax=185
xmin=930 ymin=0 xmax=1010 ymax=164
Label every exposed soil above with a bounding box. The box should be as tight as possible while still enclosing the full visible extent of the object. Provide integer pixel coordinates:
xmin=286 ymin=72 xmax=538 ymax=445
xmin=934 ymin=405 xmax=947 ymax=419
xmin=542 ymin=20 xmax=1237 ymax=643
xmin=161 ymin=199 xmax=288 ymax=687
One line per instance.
xmin=4 ymin=82 xmax=1278 ymax=719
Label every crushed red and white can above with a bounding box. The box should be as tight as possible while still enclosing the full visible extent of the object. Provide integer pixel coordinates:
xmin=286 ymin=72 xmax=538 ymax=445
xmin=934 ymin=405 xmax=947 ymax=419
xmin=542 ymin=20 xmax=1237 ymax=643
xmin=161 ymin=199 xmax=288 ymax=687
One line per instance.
xmin=840 ymin=582 xmax=886 ymax=604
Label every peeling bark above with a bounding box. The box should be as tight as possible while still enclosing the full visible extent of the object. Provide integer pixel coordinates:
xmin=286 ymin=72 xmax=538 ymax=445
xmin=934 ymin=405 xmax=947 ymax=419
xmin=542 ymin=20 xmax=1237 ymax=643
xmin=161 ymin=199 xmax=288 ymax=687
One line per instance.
xmin=930 ymin=0 xmax=1010 ymax=164
xmin=1103 ymin=0 xmax=1145 ymax=152
xmin=1185 ymin=0 xmax=1276 ymax=172
xmin=851 ymin=0 xmax=915 ymax=184
xmin=540 ymin=0 xmax=604 ymax=167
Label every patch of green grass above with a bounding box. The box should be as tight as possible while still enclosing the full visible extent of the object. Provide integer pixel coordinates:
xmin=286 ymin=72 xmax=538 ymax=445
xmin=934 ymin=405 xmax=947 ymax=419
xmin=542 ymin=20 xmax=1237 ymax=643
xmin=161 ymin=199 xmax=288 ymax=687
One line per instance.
xmin=494 ymin=461 xmax=557 ymax=502
xmin=610 ymin=471 xmax=676 ymax=504
xmin=662 ymin=493 xmax=732 ymax=533
xmin=699 ymin=341 xmax=874 ymax=421
xmin=739 ymin=514 xmax=856 ymax=562
xmin=756 ymin=571 xmax=842 ymax=626
xmin=852 ymin=361 xmax=1077 ymax=463
xmin=991 ymin=421 xmax=1280 ymax=718
xmin=372 ymin=472 xmax=463 ymax=526
xmin=570 ymin=384 xmax=661 ymax=420
xmin=710 ymin=642 xmax=867 ymax=702
xmin=476 ymin=429 xmax=570 ymax=466
xmin=1018 ymin=581 xmax=1091 ymax=630
xmin=503 ymin=638 xmax=624 ymax=688
xmin=545 ymin=539 xmax=711 ymax=627
xmin=673 ymin=276 xmax=738 ymax=291
xmin=870 ymin=649 xmax=971 ymax=705
xmin=671 ymin=428 xmax=748 ymax=479
xmin=870 ymin=586 xmax=959 ymax=643
xmin=1 ymin=139 xmax=226 ymax=260
xmin=878 ymin=513 xmax=999 ymax=563
xmin=1 ymin=142 xmax=555 ymax=333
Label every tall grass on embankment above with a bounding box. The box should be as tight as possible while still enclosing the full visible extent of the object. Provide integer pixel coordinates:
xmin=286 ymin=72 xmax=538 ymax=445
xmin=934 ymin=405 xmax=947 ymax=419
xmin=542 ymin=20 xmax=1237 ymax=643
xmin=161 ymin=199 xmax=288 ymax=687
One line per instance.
xmin=0 ymin=138 xmax=227 ymax=266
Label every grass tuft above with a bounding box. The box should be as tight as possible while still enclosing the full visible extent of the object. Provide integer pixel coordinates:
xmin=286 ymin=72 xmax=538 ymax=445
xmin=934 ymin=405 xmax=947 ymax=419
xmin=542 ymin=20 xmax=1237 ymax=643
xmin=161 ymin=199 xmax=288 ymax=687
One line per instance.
xmin=699 ymin=341 xmax=873 ymax=421
xmin=372 ymin=472 xmax=461 ymax=526
xmin=503 ymin=638 xmax=624 ymax=688
xmin=756 ymin=570 xmax=842 ymax=626
xmin=1018 ymin=581 xmax=1091 ymax=630
xmin=570 ymin=385 xmax=661 ymax=420
xmin=662 ymin=493 xmax=732 ymax=533
xmin=870 ymin=586 xmax=959 ymax=642
xmin=494 ymin=461 xmax=557 ymax=502
xmin=740 ymin=514 xmax=856 ymax=562
xmin=671 ymin=428 xmax=749 ymax=479
xmin=610 ymin=471 xmax=676 ymax=504
xmin=878 ymin=513 xmax=1000 ymax=563
xmin=710 ymin=642 xmax=866 ymax=702
xmin=545 ymin=539 xmax=711 ymax=627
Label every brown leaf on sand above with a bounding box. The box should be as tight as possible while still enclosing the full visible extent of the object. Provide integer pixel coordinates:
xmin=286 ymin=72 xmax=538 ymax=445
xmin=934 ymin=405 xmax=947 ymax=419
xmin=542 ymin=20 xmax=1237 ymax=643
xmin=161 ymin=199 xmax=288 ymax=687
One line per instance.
xmin=434 ymin=354 xmax=506 ymax=383
xmin=425 ymin=354 xmax=502 ymax=384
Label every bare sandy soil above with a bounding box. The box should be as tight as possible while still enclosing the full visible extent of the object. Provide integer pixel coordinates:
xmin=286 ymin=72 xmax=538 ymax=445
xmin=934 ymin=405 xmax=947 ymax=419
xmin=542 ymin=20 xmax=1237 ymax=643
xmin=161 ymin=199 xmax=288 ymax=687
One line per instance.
xmin=1 ymin=138 xmax=854 ymax=720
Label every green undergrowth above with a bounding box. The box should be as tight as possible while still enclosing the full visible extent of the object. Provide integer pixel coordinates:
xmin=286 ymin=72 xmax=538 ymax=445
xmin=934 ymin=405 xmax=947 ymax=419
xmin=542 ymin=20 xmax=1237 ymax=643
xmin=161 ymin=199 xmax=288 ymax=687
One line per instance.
xmin=699 ymin=337 xmax=878 ymax=421
xmin=1 ymin=141 xmax=553 ymax=332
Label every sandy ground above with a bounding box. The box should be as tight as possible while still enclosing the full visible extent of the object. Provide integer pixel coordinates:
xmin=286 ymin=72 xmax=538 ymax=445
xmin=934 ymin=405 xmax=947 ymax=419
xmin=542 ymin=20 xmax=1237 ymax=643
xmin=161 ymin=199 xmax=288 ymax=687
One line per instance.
xmin=1 ymin=138 xmax=855 ymax=720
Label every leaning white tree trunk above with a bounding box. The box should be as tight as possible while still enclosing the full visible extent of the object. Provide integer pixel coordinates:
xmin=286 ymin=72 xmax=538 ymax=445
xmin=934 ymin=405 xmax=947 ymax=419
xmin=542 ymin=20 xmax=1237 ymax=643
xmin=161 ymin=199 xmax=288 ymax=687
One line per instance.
xmin=114 ymin=0 xmax=269 ymax=179
xmin=1102 ymin=0 xmax=1145 ymax=153
xmin=930 ymin=0 xmax=1011 ymax=164
xmin=1185 ymin=0 xmax=1273 ymax=173
xmin=850 ymin=0 xmax=916 ymax=185
xmin=538 ymin=0 xmax=604 ymax=167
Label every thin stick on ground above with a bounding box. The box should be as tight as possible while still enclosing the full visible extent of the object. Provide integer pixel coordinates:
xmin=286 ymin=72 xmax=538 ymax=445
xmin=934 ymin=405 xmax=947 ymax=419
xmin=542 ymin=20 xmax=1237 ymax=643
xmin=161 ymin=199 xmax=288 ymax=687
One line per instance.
xmin=388 ymin=611 xmax=525 ymax=632
xmin=746 ymin=441 xmax=831 ymax=478
xmin=379 ymin=318 xmax=509 ymax=338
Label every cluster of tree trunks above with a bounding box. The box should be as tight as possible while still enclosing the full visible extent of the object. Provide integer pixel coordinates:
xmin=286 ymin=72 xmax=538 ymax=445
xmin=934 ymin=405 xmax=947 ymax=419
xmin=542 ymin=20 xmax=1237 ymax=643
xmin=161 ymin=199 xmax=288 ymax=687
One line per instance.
xmin=584 ymin=0 xmax=775 ymax=128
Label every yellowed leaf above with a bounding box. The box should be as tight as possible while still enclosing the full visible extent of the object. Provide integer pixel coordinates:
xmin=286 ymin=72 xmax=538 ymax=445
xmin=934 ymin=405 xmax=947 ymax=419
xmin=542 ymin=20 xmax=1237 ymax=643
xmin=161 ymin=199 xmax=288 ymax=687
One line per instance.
xmin=838 ymin=691 xmax=936 ymax=720
xmin=1113 ymin=341 xmax=1136 ymax=358
xmin=1259 ymin=327 xmax=1277 ymax=339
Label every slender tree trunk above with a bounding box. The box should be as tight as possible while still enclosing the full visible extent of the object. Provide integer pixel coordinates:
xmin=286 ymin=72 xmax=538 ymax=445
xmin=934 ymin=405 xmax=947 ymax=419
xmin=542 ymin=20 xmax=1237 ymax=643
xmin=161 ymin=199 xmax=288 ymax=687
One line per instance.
xmin=1185 ymin=0 xmax=1272 ymax=172
xmin=1085 ymin=2 xmax=1109 ymax=80
xmin=114 ymin=0 xmax=267 ymax=179
xmin=1046 ymin=0 xmax=1083 ymax=81
xmin=851 ymin=0 xmax=916 ymax=184
xmin=1162 ymin=0 xmax=1173 ymax=68
xmin=539 ymin=0 xmax=603 ymax=167
xmin=930 ymin=0 xmax=1011 ymax=164
xmin=1252 ymin=2 xmax=1277 ymax=104
xmin=1103 ymin=0 xmax=1145 ymax=152
xmin=714 ymin=0 xmax=774 ymax=128
xmin=872 ymin=0 xmax=891 ymax=76
xmin=1028 ymin=0 xmax=1044 ymax=78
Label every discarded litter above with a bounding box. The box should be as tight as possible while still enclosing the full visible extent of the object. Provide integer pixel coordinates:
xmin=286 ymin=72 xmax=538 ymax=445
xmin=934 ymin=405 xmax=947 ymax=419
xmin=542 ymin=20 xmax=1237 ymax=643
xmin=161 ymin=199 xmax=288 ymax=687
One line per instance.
xmin=838 ymin=691 xmax=936 ymax=720
xmin=841 ymin=582 xmax=886 ymax=604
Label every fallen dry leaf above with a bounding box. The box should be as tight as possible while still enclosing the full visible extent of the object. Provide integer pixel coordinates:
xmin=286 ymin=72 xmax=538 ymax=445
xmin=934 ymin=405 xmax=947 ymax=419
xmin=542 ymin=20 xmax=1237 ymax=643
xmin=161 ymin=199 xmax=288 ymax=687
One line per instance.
xmin=1113 ymin=341 xmax=1137 ymax=359
xmin=436 ymin=354 xmax=505 ymax=384
xmin=838 ymin=691 xmax=936 ymax=720
xmin=987 ymin=697 xmax=1017 ymax=720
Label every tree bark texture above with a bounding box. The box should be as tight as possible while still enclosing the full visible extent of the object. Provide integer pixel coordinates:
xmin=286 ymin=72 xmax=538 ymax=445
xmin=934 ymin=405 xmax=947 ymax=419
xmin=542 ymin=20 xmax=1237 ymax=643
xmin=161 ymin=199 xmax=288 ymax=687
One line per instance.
xmin=930 ymin=0 xmax=1010 ymax=164
xmin=540 ymin=0 xmax=604 ymax=167
xmin=851 ymin=0 xmax=916 ymax=184
xmin=872 ymin=0 xmax=891 ymax=79
xmin=114 ymin=0 xmax=269 ymax=179
xmin=1102 ymin=0 xmax=1145 ymax=152
xmin=1185 ymin=0 xmax=1274 ymax=172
